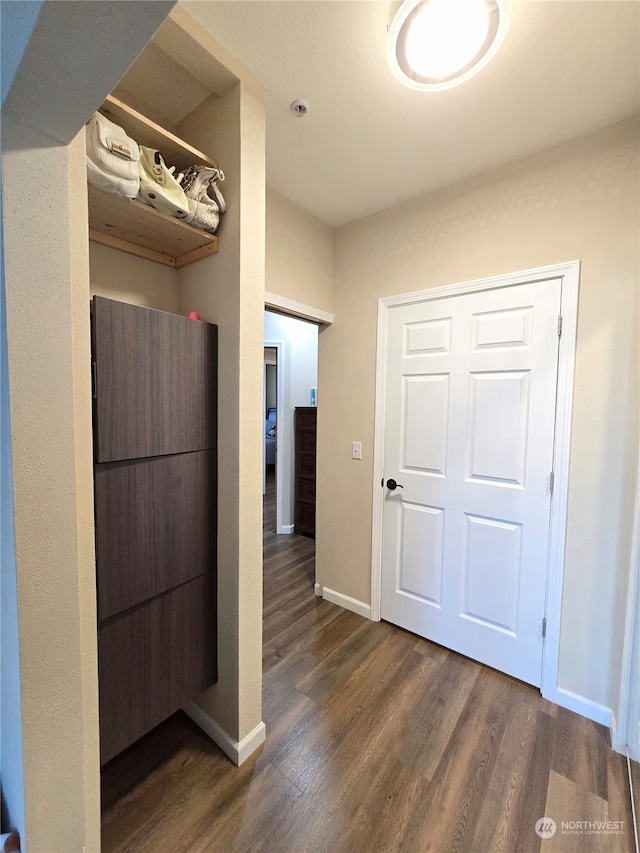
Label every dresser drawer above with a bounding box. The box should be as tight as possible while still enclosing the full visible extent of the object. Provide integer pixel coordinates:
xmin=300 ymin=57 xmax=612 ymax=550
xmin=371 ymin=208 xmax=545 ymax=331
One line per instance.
xmin=296 ymin=408 xmax=317 ymax=431
xmin=295 ymin=500 xmax=316 ymax=537
xmin=297 ymin=476 xmax=316 ymax=503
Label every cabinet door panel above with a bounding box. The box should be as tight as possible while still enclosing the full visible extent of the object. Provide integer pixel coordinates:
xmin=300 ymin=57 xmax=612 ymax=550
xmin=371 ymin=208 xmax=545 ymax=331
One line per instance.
xmin=98 ymin=572 xmax=216 ymax=765
xmin=95 ymin=450 xmax=216 ymax=621
xmin=92 ymin=296 xmax=217 ymax=462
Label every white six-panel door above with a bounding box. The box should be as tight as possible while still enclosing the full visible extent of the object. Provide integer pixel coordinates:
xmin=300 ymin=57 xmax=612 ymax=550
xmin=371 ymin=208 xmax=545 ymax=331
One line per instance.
xmin=380 ymin=279 xmax=562 ymax=686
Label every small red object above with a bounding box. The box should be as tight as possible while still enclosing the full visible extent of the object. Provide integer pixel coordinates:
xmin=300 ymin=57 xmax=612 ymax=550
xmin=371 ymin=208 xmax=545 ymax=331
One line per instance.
xmin=188 ymin=312 xmax=202 ymax=320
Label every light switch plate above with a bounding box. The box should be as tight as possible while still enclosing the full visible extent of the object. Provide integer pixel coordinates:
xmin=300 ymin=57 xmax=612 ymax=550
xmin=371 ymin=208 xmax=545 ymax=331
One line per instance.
xmin=352 ymin=441 xmax=362 ymax=460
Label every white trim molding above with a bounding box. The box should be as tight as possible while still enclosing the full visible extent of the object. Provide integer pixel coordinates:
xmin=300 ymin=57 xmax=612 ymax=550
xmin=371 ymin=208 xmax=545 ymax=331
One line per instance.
xmin=265 ymin=291 xmax=334 ymax=326
xmin=539 ymin=261 xmax=580 ymax=704
xmin=183 ymin=702 xmax=266 ymax=766
xmin=554 ymin=688 xmax=613 ymax=730
xmin=322 ymin=586 xmax=371 ymax=619
xmin=370 ymin=261 xmax=581 ymax=706
xmin=614 ymin=439 xmax=640 ymax=759
xmin=314 ymin=583 xmax=323 ymax=597
xmin=281 ymin=524 xmax=294 ymax=535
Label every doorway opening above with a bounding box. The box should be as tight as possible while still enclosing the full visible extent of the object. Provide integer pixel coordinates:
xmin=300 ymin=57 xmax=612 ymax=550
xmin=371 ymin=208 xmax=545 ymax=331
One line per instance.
xmin=263 ymin=310 xmax=318 ymax=538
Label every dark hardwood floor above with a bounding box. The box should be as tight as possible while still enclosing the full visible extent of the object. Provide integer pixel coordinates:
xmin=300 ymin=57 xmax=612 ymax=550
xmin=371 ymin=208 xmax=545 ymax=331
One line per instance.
xmin=101 ymin=470 xmax=637 ymax=853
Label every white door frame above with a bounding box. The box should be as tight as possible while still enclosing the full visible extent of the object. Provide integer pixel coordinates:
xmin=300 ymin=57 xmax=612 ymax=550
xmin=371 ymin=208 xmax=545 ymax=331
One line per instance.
xmin=614 ymin=448 xmax=640 ymax=759
xmin=370 ymin=260 xmax=580 ymax=704
xmin=265 ymin=291 xmax=335 ymax=326
xmin=264 ymin=340 xmax=285 ymax=534
xmin=263 ymin=358 xmax=268 ymax=496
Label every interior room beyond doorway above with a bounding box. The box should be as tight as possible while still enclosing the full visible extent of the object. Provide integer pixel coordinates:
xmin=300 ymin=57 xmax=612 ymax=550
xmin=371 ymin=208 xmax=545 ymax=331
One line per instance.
xmin=263 ymin=310 xmax=318 ymax=537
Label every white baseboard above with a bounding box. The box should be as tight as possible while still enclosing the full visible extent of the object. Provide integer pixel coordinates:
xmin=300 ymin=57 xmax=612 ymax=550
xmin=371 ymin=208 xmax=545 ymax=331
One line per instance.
xmin=183 ymin=701 xmax=266 ymax=766
xmin=610 ymin=710 xmax=621 ymax=752
xmin=314 ymin=583 xmax=322 ymax=597
xmin=554 ymin=687 xmax=613 ymax=729
xmin=611 ymin=717 xmax=640 ymax=760
xmin=609 ymin=710 xmax=635 ymax=758
xmin=322 ymin=586 xmax=371 ymax=619
xmin=278 ymin=524 xmax=294 ymax=535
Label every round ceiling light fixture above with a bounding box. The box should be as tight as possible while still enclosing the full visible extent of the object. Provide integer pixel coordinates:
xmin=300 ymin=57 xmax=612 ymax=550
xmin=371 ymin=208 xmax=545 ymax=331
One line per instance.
xmin=387 ymin=0 xmax=510 ymax=91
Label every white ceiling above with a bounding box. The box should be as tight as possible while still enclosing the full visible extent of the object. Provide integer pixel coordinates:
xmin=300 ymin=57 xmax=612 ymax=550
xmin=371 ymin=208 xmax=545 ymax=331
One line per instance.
xmin=179 ymin=0 xmax=639 ymax=226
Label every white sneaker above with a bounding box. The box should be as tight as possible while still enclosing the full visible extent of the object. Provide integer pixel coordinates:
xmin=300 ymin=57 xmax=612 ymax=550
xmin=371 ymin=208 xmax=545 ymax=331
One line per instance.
xmin=181 ymin=167 xmax=227 ymax=214
xmin=182 ymin=198 xmax=220 ymax=234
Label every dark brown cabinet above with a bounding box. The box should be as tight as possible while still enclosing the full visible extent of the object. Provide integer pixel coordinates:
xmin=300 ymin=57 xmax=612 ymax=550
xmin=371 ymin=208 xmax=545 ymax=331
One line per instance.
xmin=294 ymin=407 xmax=317 ymax=538
xmin=92 ymin=297 xmax=217 ymax=764
xmin=92 ymin=296 xmax=217 ymax=463
xmin=98 ymin=572 xmax=216 ymax=763
xmin=94 ymin=450 xmax=216 ymax=621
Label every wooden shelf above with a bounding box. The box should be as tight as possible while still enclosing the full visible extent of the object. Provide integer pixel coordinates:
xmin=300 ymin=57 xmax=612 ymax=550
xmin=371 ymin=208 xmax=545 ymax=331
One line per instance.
xmin=88 ymin=185 xmax=218 ymax=269
xmin=99 ymin=95 xmax=217 ymax=174
xmin=88 ymin=96 xmax=220 ymax=268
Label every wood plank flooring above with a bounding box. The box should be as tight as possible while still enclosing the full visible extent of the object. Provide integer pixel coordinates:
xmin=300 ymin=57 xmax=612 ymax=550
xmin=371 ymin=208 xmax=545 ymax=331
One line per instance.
xmin=101 ymin=472 xmax=637 ymax=853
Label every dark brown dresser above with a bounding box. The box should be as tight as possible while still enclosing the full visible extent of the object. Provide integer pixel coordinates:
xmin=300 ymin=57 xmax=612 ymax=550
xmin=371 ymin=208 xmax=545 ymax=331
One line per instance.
xmin=91 ymin=296 xmax=217 ymax=764
xmin=294 ymin=406 xmax=317 ymax=538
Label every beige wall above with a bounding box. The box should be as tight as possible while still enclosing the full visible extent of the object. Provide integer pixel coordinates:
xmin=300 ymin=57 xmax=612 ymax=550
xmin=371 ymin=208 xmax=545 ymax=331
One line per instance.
xmin=266 ymin=185 xmax=334 ymax=315
xmin=2 ymin=120 xmax=100 ymax=853
xmin=177 ymin=77 xmax=266 ymax=742
xmin=316 ymin=117 xmax=640 ymax=713
xmin=89 ymin=242 xmax=180 ymax=313
xmin=1 ymin=10 xmax=265 ymax=853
